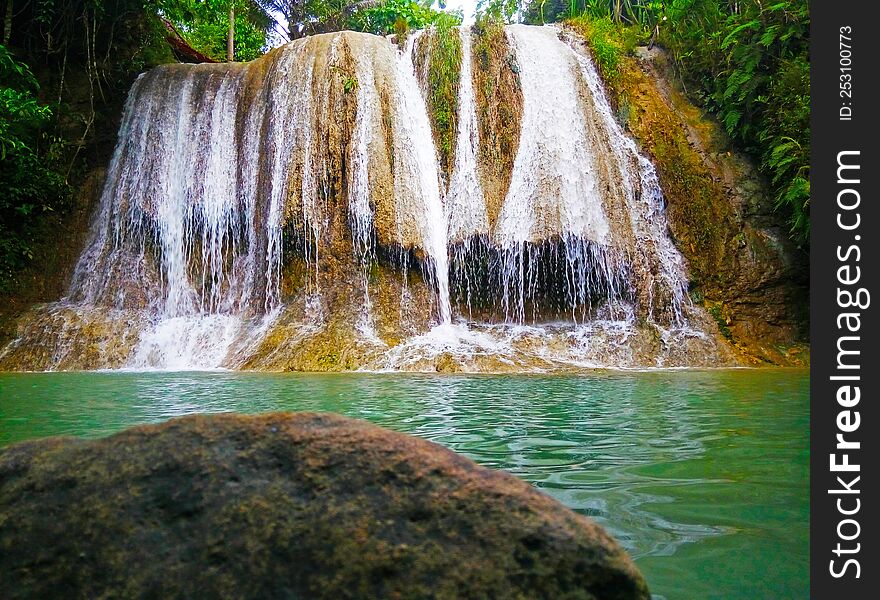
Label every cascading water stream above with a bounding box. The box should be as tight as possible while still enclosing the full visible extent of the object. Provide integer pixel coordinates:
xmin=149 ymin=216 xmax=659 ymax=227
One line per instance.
xmin=446 ymin=28 xmax=488 ymax=243
xmin=497 ymin=25 xmax=622 ymax=324
xmin=446 ymin=28 xmax=489 ymax=319
xmin=348 ymin=43 xmax=382 ymax=337
xmin=562 ymin=30 xmax=689 ymax=324
xmin=393 ymin=32 xmax=452 ymax=325
xmin=97 ymin=65 xmax=257 ymax=369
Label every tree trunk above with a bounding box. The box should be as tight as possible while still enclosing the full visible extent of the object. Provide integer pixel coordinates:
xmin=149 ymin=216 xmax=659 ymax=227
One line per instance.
xmin=227 ymin=6 xmax=234 ymax=62
xmin=3 ymin=0 xmax=13 ymax=46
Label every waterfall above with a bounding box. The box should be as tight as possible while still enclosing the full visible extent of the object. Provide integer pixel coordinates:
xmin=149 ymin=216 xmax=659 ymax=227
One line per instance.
xmin=446 ymin=28 xmax=488 ymax=243
xmin=349 ymin=40 xmax=381 ymax=335
xmin=446 ymin=28 xmax=489 ymax=318
xmin=0 ymin=27 xmax=725 ymax=373
xmin=392 ymin=32 xmax=452 ymax=325
xmin=67 ymin=64 xmax=259 ymax=369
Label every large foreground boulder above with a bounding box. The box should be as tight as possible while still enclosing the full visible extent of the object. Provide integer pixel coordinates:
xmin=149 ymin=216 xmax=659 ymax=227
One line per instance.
xmin=0 ymin=412 xmax=650 ymax=599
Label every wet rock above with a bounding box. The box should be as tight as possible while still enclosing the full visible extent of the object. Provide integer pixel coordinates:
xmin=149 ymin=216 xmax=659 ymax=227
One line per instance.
xmin=472 ymin=20 xmax=524 ymax=231
xmin=571 ymin=29 xmax=809 ymax=364
xmin=434 ymin=352 xmax=460 ymax=372
xmin=0 ymin=412 xmax=650 ymax=600
xmin=0 ymin=304 xmax=145 ymax=371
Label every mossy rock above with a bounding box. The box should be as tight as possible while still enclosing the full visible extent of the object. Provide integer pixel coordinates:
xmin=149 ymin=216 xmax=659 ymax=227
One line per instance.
xmin=472 ymin=20 xmax=524 ymax=230
xmin=565 ymin=22 xmax=809 ymax=364
xmin=0 ymin=412 xmax=650 ymax=600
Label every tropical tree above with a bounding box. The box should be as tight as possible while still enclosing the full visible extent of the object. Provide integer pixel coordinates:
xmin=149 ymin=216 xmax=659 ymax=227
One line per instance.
xmin=476 ymin=0 xmax=520 ymax=23
xmin=156 ymin=0 xmax=274 ymax=61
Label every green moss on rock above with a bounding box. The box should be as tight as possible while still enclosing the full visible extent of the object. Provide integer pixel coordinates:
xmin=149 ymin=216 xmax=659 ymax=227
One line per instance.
xmin=565 ymin=20 xmax=808 ymax=365
xmin=414 ymin=24 xmax=463 ymax=183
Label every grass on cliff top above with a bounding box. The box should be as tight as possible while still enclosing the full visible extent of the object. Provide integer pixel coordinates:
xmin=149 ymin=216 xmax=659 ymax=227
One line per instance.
xmin=566 ymin=16 xmax=642 ymax=87
xmin=423 ymin=13 xmax=463 ymax=179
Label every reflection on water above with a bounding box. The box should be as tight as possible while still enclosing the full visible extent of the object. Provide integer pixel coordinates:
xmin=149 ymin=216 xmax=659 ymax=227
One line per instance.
xmin=0 ymin=369 xmax=808 ymax=600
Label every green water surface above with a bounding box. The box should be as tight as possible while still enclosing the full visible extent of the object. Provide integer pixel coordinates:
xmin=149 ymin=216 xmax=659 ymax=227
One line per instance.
xmin=0 ymin=369 xmax=808 ymax=599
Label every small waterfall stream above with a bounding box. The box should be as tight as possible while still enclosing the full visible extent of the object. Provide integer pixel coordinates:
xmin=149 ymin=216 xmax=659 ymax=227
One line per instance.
xmin=0 ymin=26 xmax=726 ymax=372
xmin=392 ymin=32 xmax=452 ymax=325
xmin=446 ymin=28 xmax=488 ymax=243
xmin=447 ymin=28 xmax=490 ymax=320
xmin=497 ymin=25 xmax=618 ymax=323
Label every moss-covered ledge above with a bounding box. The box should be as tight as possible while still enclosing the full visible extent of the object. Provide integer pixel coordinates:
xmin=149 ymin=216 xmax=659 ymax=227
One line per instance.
xmin=413 ymin=21 xmax=463 ymax=185
xmin=565 ymin=20 xmax=808 ymax=366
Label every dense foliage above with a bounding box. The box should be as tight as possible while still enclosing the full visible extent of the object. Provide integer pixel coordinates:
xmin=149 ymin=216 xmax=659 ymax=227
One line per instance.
xmin=351 ymin=0 xmax=449 ymax=37
xmin=0 ymin=0 xmax=171 ymax=290
xmin=158 ymin=0 xmax=454 ymax=59
xmin=566 ymin=15 xmax=640 ymax=86
xmin=525 ymin=0 xmax=663 ymax=28
xmin=525 ymin=0 xmax=810 ymax=245
xmin=0 ymin=45 xmax=69 ymax=290
xmin=422 ymin=11 xmax=463 ymax=173
xmin=661 ymin=0 xmax=810 ymax=245
xmin=475 ymin=0 xmax=520 ymax=23
xmin=248 ymin=0 xmax=450 ymax=39
xmin=158 ymin=0 xmax=273 ymax=61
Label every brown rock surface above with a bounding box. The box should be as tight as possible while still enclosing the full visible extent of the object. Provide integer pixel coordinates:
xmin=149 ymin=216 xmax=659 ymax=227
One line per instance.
xmin=0 ymin=412 xmax=650 ymax=600
xmin=472 ymin=21 xmax=523 ymax=231
xmin=564 ymin=25 xmax=809 ymax=364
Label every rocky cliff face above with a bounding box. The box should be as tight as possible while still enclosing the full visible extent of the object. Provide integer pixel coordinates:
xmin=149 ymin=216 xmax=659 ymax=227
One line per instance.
xmin=562 ymin=32 xmax=808 ymax=365
xmin=0 ymin=25 xmax=806 ymax=371
xmin=640 ymin=50 xmax=808 ymax=364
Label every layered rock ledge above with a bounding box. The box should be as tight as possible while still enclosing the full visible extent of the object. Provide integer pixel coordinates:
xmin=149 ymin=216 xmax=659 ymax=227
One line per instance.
xmin=0 ymin=412 xmax=649 ymax=599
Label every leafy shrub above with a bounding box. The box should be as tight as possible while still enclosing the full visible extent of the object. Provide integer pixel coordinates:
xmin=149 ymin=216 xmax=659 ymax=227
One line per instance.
xmin=0 ymin=45 xmax=70 ymax=290
xmin=352 ymin=0 xmax=447 ymax=36
xmin=567 ymin=15 xmax=640 ymax=85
